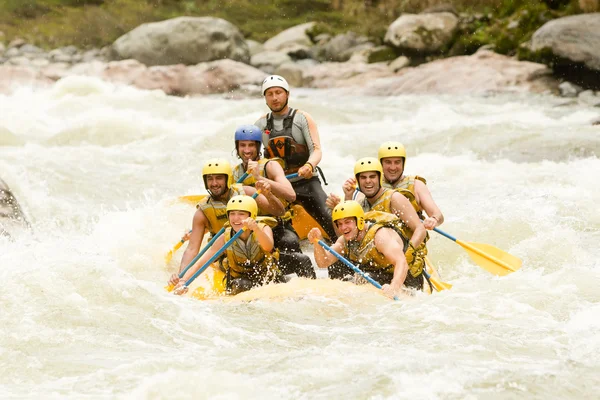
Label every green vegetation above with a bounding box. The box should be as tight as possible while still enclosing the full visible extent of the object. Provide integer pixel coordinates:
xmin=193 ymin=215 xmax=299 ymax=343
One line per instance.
xmin=0 ymin=0 xmax=587 ymax=55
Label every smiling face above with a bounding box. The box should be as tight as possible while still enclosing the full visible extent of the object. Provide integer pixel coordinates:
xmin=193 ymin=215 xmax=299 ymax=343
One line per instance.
xmin=335 ymin=217 xmax=360 ymax=241
xmin=381 ymin=157 xmax=405 ymax=183
xmin=264 ymin=87 xmax=289 ymax=113
xmin=357 ymin=171 xmax=381 ymax=198
xmin=237 ymin=140 xmax=260 ymax=163
xmin=228 ymin=210 xmax=251 ymax=232
xmin=205 ymin=174 xmax=228 ymax=198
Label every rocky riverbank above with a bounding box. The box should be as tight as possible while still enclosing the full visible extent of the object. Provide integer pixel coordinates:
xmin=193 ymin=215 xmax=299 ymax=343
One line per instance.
xmin=1 ymin=9 xmax=599 ymax=101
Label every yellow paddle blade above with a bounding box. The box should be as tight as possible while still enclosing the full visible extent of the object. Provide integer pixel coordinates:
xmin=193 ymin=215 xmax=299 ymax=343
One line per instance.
xmin=429 ymin=275 xmax=453 ymax=291
xmin=164 ymin=240 xmax=185 ymax=263
xmin=178 ymin=194 xmax=207 ymax=205
xmin=165 ymin=284 xmax=175 ymax=292
xmin=457 ymin=240 xmax=522 ymax=276
xmin=424 ymin=256 xmax=452 ymax=292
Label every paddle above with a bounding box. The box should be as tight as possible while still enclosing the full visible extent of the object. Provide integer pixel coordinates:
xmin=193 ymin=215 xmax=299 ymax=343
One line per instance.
xmin=432 ymin=227 xmax=522 ymax=276
xmin=168 ymin=172 xmax=300 ymax=261
xmin=422 ymin=261 xmax=453 ymax=292
xmin=165 ymin=172 xmax=251 ymax=263
xmin=317 ymin=240 xmax=384 ymax=290
xmin=167 ymin=189 xmax=262 ymax=290
xmin=172 ymin=227 xmax=247 ymax=294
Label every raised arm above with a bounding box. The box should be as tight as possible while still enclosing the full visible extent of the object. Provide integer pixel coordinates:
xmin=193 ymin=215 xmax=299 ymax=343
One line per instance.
xmin=375 ymin=228 xmax=409 ymax=297
xmin=390 ymin=192 xmax=426 ymax=248
xmin=244 ymin=184 xmax=285 ymax=216
xmin=261 ymin=160 xmax=296 ymax=202
xmin=308 ymin=227 xmax=344 ymax=268
xmin=414 ymin=179 xmax=444 ymax=230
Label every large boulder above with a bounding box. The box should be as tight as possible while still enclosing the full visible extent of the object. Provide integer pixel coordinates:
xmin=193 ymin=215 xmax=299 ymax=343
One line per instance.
xmin=359 ymin=49 xmax=559 ymax=95
xmin=315 ymin=32 xmax=374 ymax=62
xmin=250 ymin=51 xmax=292 ymax=74
xmin=63 ymin=59 xmax=265 ymax=96
xmin=302 ymin=62 xmax=394 ymax=88
xmin=263 ymin=22 xmax=315 ymax=52
xmin=530 ymin=13 xmax=600 ymax=71
xmin=384 ymin=12 xmax=459 ymax=54
xmin=0 ymin=65 xmax=53 ymax=94
xmin=110 ymin=17 xmax=250 ymax=66
xmin=179 ymin=59 xmax=266 ymax=95
xmin=0 ymin=178 xmax=30 ymax=238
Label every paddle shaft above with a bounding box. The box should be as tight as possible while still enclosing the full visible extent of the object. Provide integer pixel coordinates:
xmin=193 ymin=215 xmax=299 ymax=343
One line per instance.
xmin=433 ymin=227 xmax=517 ymax=273
xmin=170 ymin=171 xmax=250 ymax=270
xmin=183 ymin=228 xmax=246 ymax=288
xmin=177 ymin=190 xmax=260 ymax=279
xmin=317 ymin=240 xmax=382 ymax=289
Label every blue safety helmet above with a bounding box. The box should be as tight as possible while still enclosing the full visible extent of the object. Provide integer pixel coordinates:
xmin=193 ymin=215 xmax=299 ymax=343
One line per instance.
xmin=234 ymin=124 xmax=263 ymax=143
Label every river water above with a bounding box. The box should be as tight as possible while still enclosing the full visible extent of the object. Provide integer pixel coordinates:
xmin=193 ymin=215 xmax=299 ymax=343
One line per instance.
xmin=1 ymin=77 xmax=599 ymax=399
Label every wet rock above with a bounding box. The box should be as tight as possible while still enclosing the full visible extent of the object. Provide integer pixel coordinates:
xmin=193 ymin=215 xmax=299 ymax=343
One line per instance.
xmin=384 ymin=12 xmax=459 ymax=54
xmin=530 ymin=13 xmax=600 ymax=71
xmin=559 ymin=81 xmax=583 ymax=97
xmin=19 ymin=44 xmax=43 ymax=55
xmin=279 ymin=43 xmax=312 ymax=60
xmin=30 ymin=58 xmax=50 ymax=68
xmin=8 ymin=38 xmax=26 ymax=49
xmin=0 ymin=178 xmax=30 ymax=238
xmin=313 ymin=33 xmax=331 ymax=44
xmin=316 ymin=32 xmax=373 ymax=62
xmin=388 ymin=56 xmax=411 ymax=72
xmin=578 ymin=90 xmax=600 ymax=106
xmin=7 ymin=57 xmax=30 ymax=66
xmin=246 ymin=39 xmax=264 ymax=57
xmin=274 ymin=62 xmax=304 ymax=87
xmin=4 ymin=47 xmax=20 ymax=58
xmin=180 ymin=59 xmax=265 ymax=96
xmin=359 ymin=49 xmax=559 ymax=95
xmin=302 ymin=62 xmax=393 ymax=88
xmin=111 ymin=17 xmax=250 ymax=66
xmin=263 ymin=22 xmax=315 ymax=52
xmin=250 ymin=51 xmax=292 ymax=73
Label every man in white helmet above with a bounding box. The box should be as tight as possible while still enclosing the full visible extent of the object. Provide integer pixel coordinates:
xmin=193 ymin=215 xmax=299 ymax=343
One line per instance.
xmin=254 ymin=75 xmax=338 ymax=250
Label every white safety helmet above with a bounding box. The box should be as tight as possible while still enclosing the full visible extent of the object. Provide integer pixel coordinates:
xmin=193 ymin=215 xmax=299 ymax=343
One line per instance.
xmin=261 ymin=75 xmax=289 ymax=95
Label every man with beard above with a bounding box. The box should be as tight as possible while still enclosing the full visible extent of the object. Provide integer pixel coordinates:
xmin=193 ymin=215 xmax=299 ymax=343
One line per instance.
xmin=232 ymin=124 xmax=316 ymax=279
xmin=378 ymin=141 xmax=444 ymax=230
xmin=177 ymin=159 xmax=285 ymax=278
xmin=307 ymin=200 xmax=414 ymax=297
xmin=327 ymin=157 xmax=427 ymax=286
xmin=254 ymin=77 xmax=337 ymax=231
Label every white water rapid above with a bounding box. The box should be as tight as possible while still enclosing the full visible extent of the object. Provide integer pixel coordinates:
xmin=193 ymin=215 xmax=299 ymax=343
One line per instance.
xmin=1 ymin=77 xmax=599 ymax=399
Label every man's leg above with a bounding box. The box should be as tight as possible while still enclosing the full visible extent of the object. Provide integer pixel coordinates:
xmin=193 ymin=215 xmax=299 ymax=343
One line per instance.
xmin=292 ymin=177 xmax=337 ymax=240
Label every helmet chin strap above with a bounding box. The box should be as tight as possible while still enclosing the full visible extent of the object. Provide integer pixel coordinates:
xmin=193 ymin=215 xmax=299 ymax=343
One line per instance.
xmin=365 ymin=185 xmax=382 ymax=200
xmin=270 ymin=97 xmax=289 ymax=113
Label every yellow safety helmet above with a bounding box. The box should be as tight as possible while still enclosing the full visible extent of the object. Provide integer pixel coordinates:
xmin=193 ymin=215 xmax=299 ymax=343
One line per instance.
xmin=354 ymin=157 xmax=384 ymax=187
xmin=202 ymin=158 xmax=233 ymax=189
xmin=332 ymin=200 xmax=365 ymax=231
xmin=226 ymin=195 xmax=258 ymax=219
xmin=378 ymin=141 xmax=406 ymax=162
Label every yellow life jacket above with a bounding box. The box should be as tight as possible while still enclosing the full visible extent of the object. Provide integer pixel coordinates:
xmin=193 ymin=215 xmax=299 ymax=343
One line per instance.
xmin=358 ymin=188 xmax=414 ymax=242
xmin=383 ymin=175 xmax=426 ymax=217
xmin=342 ymin=221 xmax=395 ymax=275
xmin=233 ymin=158 xmax=292 ymax=220
xmin=358 ymin=192 xmax=426 ymax=277
xmin=223 ymin=221 xmax=280 ymax=280
xmin=232 ymin=158 xmax=285 ymax=186
xmin=197 ymin=184 xmax=245 ymax=235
